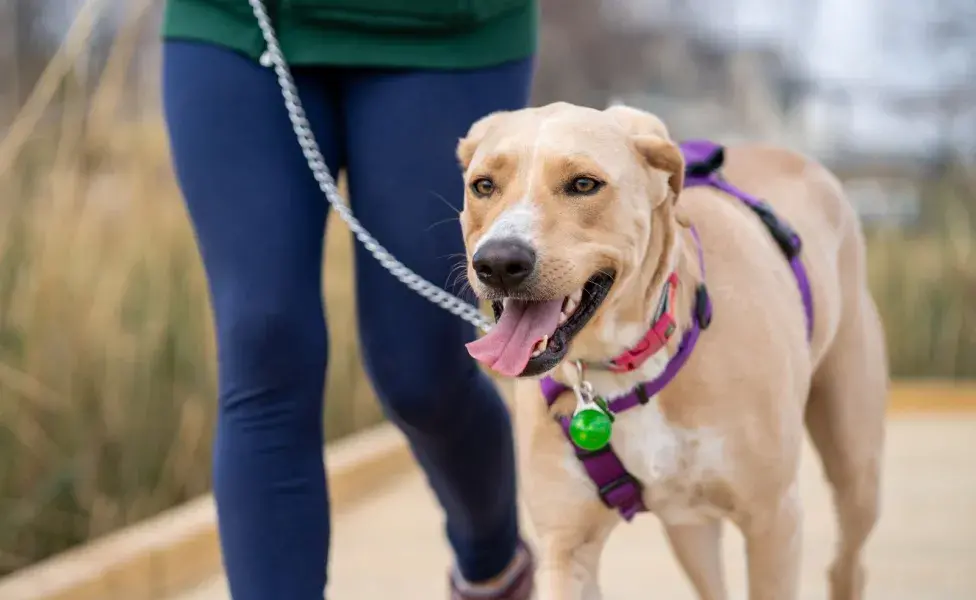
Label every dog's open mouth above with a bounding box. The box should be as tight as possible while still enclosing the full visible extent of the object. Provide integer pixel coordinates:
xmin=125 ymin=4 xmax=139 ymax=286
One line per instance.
xmin=466 ymin=271 xmax=615 ymax=378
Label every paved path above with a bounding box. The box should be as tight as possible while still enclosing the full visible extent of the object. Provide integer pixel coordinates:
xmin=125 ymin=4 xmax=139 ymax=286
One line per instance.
xmin=179 ymin=415 xmax=976 ymax=599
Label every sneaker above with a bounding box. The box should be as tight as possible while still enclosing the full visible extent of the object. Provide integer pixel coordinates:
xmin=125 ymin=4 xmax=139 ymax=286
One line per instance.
xmin=449 ymin=540 xmax=535 ymax=600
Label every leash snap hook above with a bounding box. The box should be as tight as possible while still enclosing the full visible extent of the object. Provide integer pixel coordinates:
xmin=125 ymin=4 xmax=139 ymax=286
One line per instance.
xmin=571 ymin=360 xmax=595 ymax=407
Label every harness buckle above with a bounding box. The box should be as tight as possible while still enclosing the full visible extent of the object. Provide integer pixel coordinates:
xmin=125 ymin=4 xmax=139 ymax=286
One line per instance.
xmin=695 ymin=284 xmax=712 ymax=330
xmin=750 ymin=201 xmax=802 ymax=260
xmin=684 ymin=147 xmax=726 ymax=178
xmin=597 ymin=473 xmax=642 ymax=509
xmin=634 ymin=384 xmax=651 ymax=405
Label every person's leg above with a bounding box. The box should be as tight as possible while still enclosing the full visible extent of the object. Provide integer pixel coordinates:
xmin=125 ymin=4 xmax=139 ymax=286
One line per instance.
xmin=341 ymin=58 xmax=534 ymax=587
xmin=163 ymin=41 xmax=343 ymax=599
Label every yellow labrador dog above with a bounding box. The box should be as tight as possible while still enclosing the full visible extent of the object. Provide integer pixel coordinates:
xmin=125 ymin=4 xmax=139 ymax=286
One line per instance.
xmin=457 ymin=102 xmax=888 ymax=600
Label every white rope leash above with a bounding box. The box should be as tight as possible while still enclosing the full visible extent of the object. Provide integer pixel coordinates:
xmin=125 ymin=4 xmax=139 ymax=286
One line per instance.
xmin=247 ymin=0 xmax=493 ymax=333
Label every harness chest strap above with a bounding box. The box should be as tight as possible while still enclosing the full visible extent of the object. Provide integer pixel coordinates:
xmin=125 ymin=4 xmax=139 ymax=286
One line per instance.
xmin=538 ymin=140 xmax=815 ymax=521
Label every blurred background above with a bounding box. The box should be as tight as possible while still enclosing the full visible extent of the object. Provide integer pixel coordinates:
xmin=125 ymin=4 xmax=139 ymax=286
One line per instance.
xmin=0 ymin=0 xmax=973 ymax=579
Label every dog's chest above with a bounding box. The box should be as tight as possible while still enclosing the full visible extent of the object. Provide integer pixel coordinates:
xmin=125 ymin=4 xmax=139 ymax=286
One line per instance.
xmin=552 ymin=353 xmax=731 ymax=524
xmin=606 ymin=398 xmax=730 ymax=524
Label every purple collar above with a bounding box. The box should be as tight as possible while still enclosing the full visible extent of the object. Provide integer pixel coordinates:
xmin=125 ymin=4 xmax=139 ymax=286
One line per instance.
xmin=536 ymin=139 xmax=814 ymax=521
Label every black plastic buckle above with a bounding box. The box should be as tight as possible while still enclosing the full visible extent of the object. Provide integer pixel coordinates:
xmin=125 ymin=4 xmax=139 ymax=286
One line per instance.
xmin=597 ymin=474 xmax=641 ymax=508
xmin=684 ymin=147 xmax=726 ymax=178
xmin=634 ymin=384 xmax=651 ymax=405
xmin=750 ymin=201 xmax=802 ymax=260
xmin=695 ymin=284 xmax=712 ymax=330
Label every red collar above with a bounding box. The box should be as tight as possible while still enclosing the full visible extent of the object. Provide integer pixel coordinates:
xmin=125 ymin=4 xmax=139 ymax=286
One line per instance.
xmin=601 ymin=273 xmax=680 ymax=373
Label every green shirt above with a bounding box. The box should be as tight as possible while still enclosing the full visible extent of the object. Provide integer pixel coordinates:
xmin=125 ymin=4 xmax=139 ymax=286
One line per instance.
xmin=162 ymin=0 xmax=537 ymax=69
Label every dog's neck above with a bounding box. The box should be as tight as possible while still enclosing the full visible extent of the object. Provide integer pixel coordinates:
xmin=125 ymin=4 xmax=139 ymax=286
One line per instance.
xmin=559 ymin=222 xmax=703 ymax=400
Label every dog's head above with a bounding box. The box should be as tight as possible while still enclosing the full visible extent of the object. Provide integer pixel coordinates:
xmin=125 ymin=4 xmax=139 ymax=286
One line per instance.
xmin=459 ymin=103 xmax=685 ymax=377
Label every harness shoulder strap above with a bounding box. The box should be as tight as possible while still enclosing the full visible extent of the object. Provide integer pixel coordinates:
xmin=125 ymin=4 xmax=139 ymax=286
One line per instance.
xmin=679 ymin=140 xmax=814 ymax=340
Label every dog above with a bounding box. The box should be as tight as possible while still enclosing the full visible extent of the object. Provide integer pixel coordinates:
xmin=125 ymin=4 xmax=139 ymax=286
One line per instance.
xmin=456 ymin=102 xmax=888 ymax=600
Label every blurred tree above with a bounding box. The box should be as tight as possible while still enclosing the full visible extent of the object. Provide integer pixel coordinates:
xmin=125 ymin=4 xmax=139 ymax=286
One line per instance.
xmin=533 ymin=0 xmax=661 ymax=107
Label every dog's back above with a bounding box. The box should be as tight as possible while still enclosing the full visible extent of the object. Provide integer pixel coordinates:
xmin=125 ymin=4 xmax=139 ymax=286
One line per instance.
xmin=675 ymin=143 xmax=884 ymax=373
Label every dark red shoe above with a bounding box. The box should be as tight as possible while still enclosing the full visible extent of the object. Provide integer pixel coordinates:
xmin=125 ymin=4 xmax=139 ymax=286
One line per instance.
xmin=449 ymin=541 xmax=535 ymax=600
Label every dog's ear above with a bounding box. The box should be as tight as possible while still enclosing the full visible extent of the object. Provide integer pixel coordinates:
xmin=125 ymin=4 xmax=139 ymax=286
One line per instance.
xmin=605 ymin=105 xmax=684 ymax=201
xmin=457 ymin=111 xmax=508 ymax=172
xmin=633 ymin=135 xmax=684 ymax=201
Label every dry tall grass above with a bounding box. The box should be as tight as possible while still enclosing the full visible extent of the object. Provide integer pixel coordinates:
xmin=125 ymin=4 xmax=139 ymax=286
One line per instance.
xmin=0 ymin=4 xmax=380 ymax=570
xmin=0 ymin=118 xmax=383 ymax=573
xmin=867 ymin=205 xmax=976 ymax=377
xmin=1 ymin=0 xmax=974 ymax=578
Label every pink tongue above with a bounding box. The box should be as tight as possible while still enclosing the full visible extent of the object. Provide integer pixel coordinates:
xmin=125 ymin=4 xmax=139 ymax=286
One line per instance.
xmin=466 ymin=299 xmax=564 ymax=377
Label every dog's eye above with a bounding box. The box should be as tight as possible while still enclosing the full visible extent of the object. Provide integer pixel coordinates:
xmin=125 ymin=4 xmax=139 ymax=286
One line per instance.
xmin=471 ymin=178 xmax=496 ymax=197
xmin=567 ymin=177 xmax=604 ymax=195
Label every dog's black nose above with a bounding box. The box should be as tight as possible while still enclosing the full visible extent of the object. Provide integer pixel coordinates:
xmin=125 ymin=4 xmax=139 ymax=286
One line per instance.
xmin=473 ymin=239 xmax=536 ymax=290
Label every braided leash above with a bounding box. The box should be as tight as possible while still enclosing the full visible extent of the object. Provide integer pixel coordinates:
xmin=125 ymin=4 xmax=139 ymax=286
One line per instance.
xmin=248 ymin=0 xmax=494 ymax=333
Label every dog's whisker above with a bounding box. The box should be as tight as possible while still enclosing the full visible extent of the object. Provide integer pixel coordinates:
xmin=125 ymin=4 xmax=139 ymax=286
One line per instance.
xmin=446 ymin=269 xmax=473 ymax=296
xmin=440 ymin=255 xmax=470 ymax=288
xmin=446 ymin=269 xmax=467 ymax=290
xmin=444 ymin=262 xmax=470 ymax=291
xmin=428 ymin=190 xmax=461 ymax=215
xmin=585 ymin=280 xmax=609 ymax=295
xmin=426 ymin=216 xmax=461 ymax=232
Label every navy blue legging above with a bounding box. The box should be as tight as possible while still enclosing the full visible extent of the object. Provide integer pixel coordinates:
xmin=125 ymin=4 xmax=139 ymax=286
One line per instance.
xmin=162 ymin=41 xmax=533 ymax=599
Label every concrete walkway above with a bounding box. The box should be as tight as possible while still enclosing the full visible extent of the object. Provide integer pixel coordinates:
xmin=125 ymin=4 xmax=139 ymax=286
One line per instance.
xmin=179 ymin=415 xmax=976 ymax=599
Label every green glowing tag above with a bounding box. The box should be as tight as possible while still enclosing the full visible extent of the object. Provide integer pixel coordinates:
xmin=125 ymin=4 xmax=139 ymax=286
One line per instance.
xmin=569 ymin=397 xmax=614 ymax=451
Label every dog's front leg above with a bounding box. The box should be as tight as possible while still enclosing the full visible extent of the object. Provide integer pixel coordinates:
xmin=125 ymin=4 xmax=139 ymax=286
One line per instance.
xmin=740 ymin=490 xmax=802 ymax=600
xmin=663 ymin=520 xmax=728 ymax=600
xmin=534 ymin=514 xmax=617 ymax=600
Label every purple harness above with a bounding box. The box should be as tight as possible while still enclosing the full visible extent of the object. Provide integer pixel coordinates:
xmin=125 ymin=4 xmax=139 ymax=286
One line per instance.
xmin=538 ymin=140 xmax=815 ymax=521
